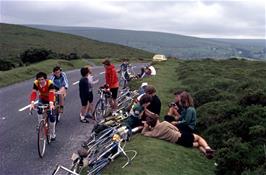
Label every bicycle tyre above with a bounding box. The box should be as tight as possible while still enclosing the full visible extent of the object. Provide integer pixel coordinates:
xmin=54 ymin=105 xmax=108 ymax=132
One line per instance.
xmin=93 ymin=100 xmax=104 ymax=122
xmin=37 ymin=120 xmax=47 ymax=158
xmin=88 ymin=159 xmax=110 ymax=175
xmin=69 ymin=158 xmax=83 ymax=175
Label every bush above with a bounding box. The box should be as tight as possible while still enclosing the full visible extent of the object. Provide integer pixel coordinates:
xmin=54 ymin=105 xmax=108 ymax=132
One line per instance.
xmin=0 ymin=59 xmax=15 ymax=71
xmin=20 ymin=48 xmax=53 ymax=63
xmin=68 ymin=52 xmax=79 ymax=60
xmin=82 ymin=53 xmax=92 ymax=59
xmin=240 ymin=92 xmax=266 ymax=107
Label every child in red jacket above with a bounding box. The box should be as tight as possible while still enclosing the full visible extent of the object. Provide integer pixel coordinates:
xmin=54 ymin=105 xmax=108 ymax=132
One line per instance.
xmin=102 ymin=59 xmax=119 ymax=110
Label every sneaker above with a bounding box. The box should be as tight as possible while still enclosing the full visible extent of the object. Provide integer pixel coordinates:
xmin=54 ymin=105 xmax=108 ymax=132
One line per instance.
xmin=80 ymin=118 xmax=90 ymax=123
xmin=205 ymin=148 xmax=215 ymax=159
xmin=59 ymin=106 xmax=64 ymax=113
xmin=85 ymin=113 xmax=93 ymax=119
xmin=51 ymin=136 xmax=56 ymax=141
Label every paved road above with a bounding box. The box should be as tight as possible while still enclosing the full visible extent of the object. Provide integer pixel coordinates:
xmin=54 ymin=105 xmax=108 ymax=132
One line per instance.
xmin=0 ymin=64 xmax=145 ymax=175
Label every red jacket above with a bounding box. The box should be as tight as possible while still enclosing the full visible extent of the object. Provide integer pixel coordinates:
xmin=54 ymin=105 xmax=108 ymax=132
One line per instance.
xmin=105 ymin=64 xmax=119 ymax=88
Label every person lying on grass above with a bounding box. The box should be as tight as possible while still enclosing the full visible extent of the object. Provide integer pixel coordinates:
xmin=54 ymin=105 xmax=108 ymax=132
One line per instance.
xmin=141 ymin=115 xmax=215 ymax=159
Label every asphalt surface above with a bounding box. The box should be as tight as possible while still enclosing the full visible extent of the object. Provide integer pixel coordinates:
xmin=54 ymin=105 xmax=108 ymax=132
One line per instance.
xmin=0 ymin=64 xmax=145 ymax=175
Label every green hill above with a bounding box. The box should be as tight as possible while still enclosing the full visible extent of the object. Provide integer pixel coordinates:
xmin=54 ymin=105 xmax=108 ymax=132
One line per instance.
xmin=102 ymin=58 xmax=266 ymax=175
xmin=0 ymin=23 xmax=153 ymax=66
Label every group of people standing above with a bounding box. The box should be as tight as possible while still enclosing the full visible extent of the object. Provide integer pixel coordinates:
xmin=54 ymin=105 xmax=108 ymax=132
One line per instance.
xmin=78 ymin=59 xmax=119 ymax=123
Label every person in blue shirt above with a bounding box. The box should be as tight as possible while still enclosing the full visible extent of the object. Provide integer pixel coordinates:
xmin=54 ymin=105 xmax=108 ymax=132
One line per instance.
xmin=177 ymin=91 xmax=197 ymax=133
xmin=50 ymin=66 xmax=69 ymax=113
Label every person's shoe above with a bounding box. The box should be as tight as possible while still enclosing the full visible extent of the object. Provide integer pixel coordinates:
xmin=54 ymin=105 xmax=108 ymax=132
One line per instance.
xmin=59 ymin=106 xmax=64 ymax=113
xmin=205 ymin=148 xmax=215 ymax=159
xmin=51 ymin=136 xmax=56 ymax=141
xmin=80 ymin=118 xmax=89 ymax=123
xmin=85 ymin=113 xmax=93 ymax=119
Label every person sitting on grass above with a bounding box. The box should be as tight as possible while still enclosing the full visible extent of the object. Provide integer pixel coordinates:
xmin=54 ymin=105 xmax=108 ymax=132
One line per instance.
xmin=165 ymin=91 xmax=196 ymax=133
xmin=164 ymin=90 xmax=184 ymax=126
xmin=177 ymin=91 xmax=197 ymax=133
xmin=145 ymin=85 xmax=161 ymax=116
xmin=141 ymin=115 xmax=215 ymax=159
xmin=124 ymin=94 xmax=154 ymax=132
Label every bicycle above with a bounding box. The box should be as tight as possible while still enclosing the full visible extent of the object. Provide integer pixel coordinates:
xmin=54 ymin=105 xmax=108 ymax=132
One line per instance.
xmin=52 ymin=126 xmax=136 ymax=175
xmin=30 ymin=103 xmax=52 ymax=158
xmin=116 ymin=88 xmax=139 ymax=112
xmin=93 ymin=86 xmax=112 ymax=122
xmin=119 ymin=66 xmax=137 ymax=89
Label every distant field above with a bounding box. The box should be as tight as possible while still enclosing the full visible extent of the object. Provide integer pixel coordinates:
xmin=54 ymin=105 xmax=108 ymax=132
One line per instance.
xmin=28 ymin=25 xmax=266 ymax=60
xmin=0 ymin=23 xmax=153 ymax=66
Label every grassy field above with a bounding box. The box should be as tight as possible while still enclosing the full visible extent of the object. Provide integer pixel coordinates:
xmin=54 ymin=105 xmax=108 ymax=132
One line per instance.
xmin=0 ymin=59 xmax=88 ymax=87
xmin=102 ymin=58 xmax=266 ymax=175
xmin=0 ymin=23 xmax=153 ymax=66
xmin=102 ymin=59 xmax=215 ymax=175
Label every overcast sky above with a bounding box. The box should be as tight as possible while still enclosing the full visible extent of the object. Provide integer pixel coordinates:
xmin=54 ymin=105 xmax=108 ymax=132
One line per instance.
xmin=1 ymin=0 xmax=265 ymax=39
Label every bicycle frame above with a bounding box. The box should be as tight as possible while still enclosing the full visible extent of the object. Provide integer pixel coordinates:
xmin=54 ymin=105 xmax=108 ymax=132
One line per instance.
xmin=93 ymin=87 xmax=111 ymax=122
xmin=52 ymin=126 xmax=136 ymax=175
xmin=31 ymin=103 xmax=51 ymax=158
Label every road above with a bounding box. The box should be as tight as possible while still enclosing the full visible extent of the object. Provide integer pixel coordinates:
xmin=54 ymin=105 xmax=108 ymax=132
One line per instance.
xmin=0 ymin=64 xmax=144 ymax=175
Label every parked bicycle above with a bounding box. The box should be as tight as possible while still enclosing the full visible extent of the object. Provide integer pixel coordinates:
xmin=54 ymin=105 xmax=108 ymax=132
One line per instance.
xmin=52 ymin=125 xmax=136 ymax=175
xmin=119 ymin=66 xmax=137 ymax=89
xmin=30 ymin=103 xmax=52 ymax=158
xmin=116 ymin=88 xmax=139 ymax=112
xmin=93 ymin=85 xmax=112 ymax=122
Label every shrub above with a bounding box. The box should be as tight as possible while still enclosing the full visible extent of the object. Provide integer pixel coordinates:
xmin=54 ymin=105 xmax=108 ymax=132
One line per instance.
xmin=0 ymin=59 xmax=15 ymax=71
xmin=20 ymin=48 xmax=53 ymax=63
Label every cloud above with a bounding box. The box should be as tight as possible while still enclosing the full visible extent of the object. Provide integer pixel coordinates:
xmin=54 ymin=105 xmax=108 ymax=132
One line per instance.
xmin=1 ymin=0 xmax=265 ymax=39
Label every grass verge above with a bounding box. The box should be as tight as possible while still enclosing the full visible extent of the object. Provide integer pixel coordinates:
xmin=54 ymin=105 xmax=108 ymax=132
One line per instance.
xmin=0 ymin=59 xmax=89 ymax=87
xmin=102 ymin=59 xmax=215 ymax=175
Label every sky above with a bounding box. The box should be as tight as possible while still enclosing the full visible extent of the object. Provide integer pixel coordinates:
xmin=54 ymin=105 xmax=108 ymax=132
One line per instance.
xmin=1 ymin=0 xmax=265 ymax=39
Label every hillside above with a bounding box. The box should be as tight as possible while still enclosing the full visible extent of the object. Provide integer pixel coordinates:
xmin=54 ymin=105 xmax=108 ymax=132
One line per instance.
xmin=0 ymin=23 xmax=153 ymax=66
xmin=28 ymin=25 xmax=266 ymax=59
xmin=102 ymin=58 xmax=266 ymax=175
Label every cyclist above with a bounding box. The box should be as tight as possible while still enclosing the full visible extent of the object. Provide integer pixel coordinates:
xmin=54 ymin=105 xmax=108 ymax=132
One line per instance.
xmin=118 ymin=58 xmax=130 ymax=80
xmin=50 ymin=66 xmax=69 ymax=114
xmin=29 ymin=72 xmax=56 ymax=141
xmin=102 ymin=59 xmax=119 ymax=110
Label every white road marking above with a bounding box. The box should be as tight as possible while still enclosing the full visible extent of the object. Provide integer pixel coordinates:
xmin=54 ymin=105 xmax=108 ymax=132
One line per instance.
xmin=18 ymin=101 xmax=38 ymax=112
xmin=72 ymin=81 xmax=79 ymax=85
xmin=72 ymin=71 xmax=105 ymax=86
xmin=2 ymin=117 xmax=6 ymax=120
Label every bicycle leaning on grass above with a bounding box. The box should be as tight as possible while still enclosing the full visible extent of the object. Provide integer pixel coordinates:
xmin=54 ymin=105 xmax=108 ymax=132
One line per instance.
xmin=52 ymin=125 xmax=137 ymax=175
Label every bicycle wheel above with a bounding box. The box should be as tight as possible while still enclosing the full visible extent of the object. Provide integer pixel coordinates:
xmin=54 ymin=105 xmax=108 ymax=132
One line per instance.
xmin=37 ymin=120 xmax=47 ymax=158
xmin=88 ymin=159 xmax=110 ymax=175
xmin=117 ymin=97 xmax=132 ymax=112
xmin=55 ymin=108 xmax=60 ymax=125
xmin=93 ymin=100 xmax=104 ymax=122
xmin=69 ymin=158 xmax=83 ymax=175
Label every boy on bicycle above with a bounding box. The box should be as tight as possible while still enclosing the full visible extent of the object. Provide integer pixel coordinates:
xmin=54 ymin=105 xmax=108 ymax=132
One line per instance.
xmin=30 ymin=72 xmax=57 ymax=141
xmin=50 ymin=66 xmax=69 ymax=114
